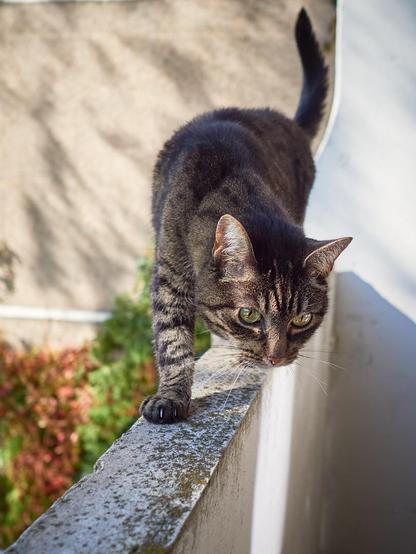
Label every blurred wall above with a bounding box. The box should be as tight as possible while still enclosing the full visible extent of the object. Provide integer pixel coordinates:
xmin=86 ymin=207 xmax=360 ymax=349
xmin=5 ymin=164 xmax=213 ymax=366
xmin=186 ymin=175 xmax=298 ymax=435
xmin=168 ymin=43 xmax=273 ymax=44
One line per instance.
xmin=305 ymin=0 xmax=416 ymax=552
xmin=0 ymin=0 xmax=335 ymax=346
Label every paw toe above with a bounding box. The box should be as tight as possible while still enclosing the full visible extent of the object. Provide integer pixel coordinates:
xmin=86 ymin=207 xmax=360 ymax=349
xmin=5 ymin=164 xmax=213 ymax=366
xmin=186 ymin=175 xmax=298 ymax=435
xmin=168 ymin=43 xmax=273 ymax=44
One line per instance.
xmin=140 ymin=395 xmax=188 ymax=424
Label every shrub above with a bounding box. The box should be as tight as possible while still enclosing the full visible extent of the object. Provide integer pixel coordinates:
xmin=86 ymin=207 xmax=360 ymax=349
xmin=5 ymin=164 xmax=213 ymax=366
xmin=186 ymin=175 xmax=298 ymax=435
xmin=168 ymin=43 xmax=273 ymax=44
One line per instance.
xmin=78 ymin=257 xmax=210 ymax=472
xmin=0 ymin=256 xmax=210 ymax=547
xmin=0 ymin=345 xmax=94 ymax=547
xmin=78 ymin=258 xmax=157 ymax=473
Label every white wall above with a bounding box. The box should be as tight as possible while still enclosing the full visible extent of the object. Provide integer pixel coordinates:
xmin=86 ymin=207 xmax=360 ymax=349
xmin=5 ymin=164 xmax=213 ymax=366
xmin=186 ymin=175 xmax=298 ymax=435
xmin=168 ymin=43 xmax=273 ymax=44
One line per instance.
xmin=306 ymin=1 xmax=416 ymax=552
xmin=307 ymin=0 xmax=416 ymax=321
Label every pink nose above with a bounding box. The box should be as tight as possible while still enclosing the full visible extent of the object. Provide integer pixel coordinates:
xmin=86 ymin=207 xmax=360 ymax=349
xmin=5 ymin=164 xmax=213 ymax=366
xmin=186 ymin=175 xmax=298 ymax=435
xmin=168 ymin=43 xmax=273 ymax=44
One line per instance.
xmin=268 ymin=356 xmax=283 ymax=366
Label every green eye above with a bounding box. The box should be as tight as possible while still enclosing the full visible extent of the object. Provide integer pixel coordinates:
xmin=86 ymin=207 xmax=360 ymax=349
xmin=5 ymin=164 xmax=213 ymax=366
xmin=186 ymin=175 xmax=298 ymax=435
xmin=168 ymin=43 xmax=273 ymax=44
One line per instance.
xmin=239 ymin=307 xmax=262 ymax=324
xmin=291 ymin=313 xmax=312 ymax=328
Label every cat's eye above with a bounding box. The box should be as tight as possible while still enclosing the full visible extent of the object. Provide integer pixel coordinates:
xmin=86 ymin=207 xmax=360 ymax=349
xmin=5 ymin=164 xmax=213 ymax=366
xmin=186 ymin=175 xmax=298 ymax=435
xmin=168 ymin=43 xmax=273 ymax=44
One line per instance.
xmin=239 ymin=307 xmax=262 ymax=324
xmin=291 ymin=313 xmax=312 ymax=328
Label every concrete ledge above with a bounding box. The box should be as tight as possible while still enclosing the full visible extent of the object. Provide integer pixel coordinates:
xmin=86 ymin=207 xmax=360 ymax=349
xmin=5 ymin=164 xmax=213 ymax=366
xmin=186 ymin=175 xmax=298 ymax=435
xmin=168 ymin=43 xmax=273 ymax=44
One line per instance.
xmin=6 ymin=344 xmax=267 ymax=553
xmin=6 ymin=285 xmax=335 ymax=554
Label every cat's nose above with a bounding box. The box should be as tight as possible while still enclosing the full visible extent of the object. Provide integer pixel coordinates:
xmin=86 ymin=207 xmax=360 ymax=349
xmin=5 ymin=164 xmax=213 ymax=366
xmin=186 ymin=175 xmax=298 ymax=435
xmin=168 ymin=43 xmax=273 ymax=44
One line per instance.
xmin=268 ymin=356 xmax=284 ymax=366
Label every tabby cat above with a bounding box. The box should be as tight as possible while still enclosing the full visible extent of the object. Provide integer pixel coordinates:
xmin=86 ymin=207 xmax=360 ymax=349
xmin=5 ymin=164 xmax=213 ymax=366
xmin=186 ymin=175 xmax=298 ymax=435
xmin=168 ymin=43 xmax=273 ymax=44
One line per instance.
xmin=141 ymin=8 xmax=351 ymax=424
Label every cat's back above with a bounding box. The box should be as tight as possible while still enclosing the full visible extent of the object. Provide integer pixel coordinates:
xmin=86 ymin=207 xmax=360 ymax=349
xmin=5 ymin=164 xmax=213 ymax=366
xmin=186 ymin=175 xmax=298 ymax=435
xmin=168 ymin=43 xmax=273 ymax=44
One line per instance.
xmin=151 ymin=9 xmax=328 ymax=234
xmin=152 ymin=107 xmax=314 ymax=232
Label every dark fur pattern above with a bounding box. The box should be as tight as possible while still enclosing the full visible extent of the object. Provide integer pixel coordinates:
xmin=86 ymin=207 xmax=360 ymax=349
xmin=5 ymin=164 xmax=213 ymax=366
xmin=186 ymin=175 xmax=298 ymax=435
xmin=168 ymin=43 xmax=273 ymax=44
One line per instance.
xmin=141 ymin=9 xmax=351 ymax=423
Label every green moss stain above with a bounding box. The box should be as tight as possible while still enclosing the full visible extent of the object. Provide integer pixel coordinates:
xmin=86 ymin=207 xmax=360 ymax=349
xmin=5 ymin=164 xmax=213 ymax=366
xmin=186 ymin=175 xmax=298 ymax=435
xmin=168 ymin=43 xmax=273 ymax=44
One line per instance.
xmin=142 ymin=546 xmax=167 ymax=554
xmin=176 ymin=461 xmax=210 ymax=502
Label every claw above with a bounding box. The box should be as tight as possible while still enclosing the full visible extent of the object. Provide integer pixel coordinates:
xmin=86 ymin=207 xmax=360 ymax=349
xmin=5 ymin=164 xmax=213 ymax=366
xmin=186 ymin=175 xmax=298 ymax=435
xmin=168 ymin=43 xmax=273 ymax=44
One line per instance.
xmin=141 ymin=395 xmax=187 ymax=424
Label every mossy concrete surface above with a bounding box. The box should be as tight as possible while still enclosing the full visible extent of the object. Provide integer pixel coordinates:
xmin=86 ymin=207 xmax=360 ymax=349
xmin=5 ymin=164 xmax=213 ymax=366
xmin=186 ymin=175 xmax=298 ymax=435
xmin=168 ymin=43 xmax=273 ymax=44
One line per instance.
xmin=6 ymin=344 xmax=266 ymax=553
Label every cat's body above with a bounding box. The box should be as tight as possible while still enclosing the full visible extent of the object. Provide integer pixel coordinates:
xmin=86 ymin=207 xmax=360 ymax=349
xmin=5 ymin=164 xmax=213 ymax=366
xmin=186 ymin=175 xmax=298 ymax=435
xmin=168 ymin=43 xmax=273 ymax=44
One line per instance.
xmin=141 ymin=9 xmax=351 ymax=423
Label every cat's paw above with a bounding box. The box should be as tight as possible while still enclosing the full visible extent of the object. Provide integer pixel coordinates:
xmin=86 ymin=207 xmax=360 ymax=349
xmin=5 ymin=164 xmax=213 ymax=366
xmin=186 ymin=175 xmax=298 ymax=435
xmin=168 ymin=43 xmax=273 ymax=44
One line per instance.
xmin=140 ymin=394 xmax=189 ymax=424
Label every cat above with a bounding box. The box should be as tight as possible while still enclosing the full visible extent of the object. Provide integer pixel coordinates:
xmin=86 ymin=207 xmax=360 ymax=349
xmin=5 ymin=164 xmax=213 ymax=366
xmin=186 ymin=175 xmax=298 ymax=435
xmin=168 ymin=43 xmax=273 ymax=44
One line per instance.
xmin=141 ymin=8 xmax=351 ymax=424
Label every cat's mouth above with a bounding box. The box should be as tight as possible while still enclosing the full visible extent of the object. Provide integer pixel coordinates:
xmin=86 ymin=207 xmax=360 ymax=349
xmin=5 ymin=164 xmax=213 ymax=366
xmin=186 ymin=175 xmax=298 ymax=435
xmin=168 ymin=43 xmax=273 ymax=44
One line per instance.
xmin=240 ymin=353 xmax=298 ymax=369
xmin=261 ymin=353 xmax=298 ymax=368
xmin=230 ymin=344 xmax=298 ymax=369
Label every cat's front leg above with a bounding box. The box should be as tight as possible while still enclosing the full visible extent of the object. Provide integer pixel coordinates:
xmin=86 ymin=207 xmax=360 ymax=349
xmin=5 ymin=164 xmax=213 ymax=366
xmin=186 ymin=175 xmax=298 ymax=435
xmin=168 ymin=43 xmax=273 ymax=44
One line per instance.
xmin=141 ymin=263 xmax=195 ymax=424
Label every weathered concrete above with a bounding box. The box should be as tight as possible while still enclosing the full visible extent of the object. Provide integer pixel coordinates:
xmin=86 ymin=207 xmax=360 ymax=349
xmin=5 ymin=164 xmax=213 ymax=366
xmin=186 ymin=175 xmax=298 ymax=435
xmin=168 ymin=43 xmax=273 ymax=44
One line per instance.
xmin=0 ymin=0 xmax=335 ymax=346
xmin=6 ymin=343 xmax=267 ymax=553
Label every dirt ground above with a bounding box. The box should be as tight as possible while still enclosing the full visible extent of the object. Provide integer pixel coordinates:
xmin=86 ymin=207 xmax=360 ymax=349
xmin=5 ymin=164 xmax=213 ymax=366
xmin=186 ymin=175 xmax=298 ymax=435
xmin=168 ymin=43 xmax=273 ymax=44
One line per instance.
xmin=0 ymin=0 xmax=335 ymax=346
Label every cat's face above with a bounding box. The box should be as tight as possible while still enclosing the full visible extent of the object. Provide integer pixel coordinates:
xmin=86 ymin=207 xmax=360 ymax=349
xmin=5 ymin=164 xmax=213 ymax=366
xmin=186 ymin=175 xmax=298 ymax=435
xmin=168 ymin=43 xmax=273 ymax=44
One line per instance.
xmin=199 ymin=266 xmax=328 ymax=367
xmin=197 ymin=215 xmax=351 ymax=368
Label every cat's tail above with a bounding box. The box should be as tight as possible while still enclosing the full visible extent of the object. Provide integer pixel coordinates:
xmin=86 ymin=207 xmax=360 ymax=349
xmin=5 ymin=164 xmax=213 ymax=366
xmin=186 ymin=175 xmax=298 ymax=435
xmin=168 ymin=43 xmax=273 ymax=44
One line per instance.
xmin=294 ymin=8 xmax=329 ymax=139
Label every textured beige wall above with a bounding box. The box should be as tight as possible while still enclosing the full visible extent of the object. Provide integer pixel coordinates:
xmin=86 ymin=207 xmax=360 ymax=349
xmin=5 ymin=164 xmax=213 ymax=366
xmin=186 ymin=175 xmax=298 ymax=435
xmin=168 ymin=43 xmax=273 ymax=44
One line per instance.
xmin=0 ymin=0 xmax=335 ymax=345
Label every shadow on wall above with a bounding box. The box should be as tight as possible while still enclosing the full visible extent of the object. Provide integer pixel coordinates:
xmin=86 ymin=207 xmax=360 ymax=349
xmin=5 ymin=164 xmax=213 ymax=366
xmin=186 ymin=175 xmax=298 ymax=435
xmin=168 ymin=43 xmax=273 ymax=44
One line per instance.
xmin=2 ymin=0 xmax=322 ymax=311
xmin=284 ymin=272 xmax=416 ymax=554
xmin=0 ymin=0 xmax=335 ymax=346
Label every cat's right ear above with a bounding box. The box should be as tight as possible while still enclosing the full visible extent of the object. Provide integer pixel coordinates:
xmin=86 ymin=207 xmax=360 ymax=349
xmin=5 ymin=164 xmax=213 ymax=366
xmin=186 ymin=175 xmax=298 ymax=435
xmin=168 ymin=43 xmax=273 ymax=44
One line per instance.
xmin=213 ymin=214 xmax=257 ymax=280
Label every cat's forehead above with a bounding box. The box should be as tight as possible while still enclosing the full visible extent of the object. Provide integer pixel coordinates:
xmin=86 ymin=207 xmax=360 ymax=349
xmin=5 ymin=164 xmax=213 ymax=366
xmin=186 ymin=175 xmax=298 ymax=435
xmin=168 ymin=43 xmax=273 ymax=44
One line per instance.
xmin=260 ymin=271 xmax=302 ymax=313
xmin=228 ymin=264 xmax=308 ymax=312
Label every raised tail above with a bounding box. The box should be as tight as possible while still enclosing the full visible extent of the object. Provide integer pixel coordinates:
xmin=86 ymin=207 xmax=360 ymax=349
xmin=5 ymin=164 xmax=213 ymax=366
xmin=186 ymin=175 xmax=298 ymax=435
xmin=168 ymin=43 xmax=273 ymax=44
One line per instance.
xmin=294 ymin=8 xmax=329 ymax=139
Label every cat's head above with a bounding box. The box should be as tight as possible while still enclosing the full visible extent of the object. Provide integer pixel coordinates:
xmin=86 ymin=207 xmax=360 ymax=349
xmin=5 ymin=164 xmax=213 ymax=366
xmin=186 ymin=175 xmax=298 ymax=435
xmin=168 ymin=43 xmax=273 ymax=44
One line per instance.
xmin=197 ymin=214 xmax=351 ymax=367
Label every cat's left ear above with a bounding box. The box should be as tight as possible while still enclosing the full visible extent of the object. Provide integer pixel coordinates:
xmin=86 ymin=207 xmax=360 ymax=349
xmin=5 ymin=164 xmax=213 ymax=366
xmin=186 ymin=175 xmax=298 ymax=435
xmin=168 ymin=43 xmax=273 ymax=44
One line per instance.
xmin=213 ymin=214 xmax=257 ymax=280
xmin=304 ymin=237 xmax=352 ymax=277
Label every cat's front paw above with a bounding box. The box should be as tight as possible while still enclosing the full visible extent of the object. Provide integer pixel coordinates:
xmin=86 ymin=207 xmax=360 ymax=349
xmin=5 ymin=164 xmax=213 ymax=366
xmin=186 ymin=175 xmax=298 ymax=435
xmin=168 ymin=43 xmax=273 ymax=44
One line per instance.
xmin=140 ymin=394 xmax=189 ymax=424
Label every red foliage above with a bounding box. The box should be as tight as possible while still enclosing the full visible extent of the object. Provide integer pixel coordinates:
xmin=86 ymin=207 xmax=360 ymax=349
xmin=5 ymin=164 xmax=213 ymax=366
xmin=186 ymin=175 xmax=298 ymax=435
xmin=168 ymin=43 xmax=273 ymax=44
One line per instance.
xmin=0 ymin=343 xmax=96 ymax=546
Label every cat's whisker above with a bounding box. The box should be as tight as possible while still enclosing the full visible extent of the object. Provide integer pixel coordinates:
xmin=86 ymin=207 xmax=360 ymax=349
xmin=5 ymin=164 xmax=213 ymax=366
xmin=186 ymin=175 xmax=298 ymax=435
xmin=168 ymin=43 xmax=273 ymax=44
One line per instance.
xmin=200 ymin=351 xmax=251 ymax=364
xmin=200 ymin=370 xmax=232 ymax=389
xmin=302 ymin=349 xmax=332 ymax=354
xmin=195 ymin=328 xmax=211 ymax=336
xmin=217 ymin=362 xmax=246 ymax=415
xmin=310 ymin=373 xmax=329 ymax=396
xmin=210 ymin=348 xmax=260 ymax=363
xmin=202 ymin=362 xmax=249 ymax=443
xmin=298 ymin=353 xmax=348 ymax=372
xmin=197 ymin=355 xmax=241 ymax=367
xmin=200 ymin=366 xmax=239 ymax=392
xmin=197 ymin=359 xmax=239 ymax=387
xmin=209 ymin=345 xmax=242 ymax=352
xmin=205 ymin=347 xmax=240 ymax=353
xmin=195 ymin=351 xmax=223 ymax=361
xmin=302 ymin=348 xmax=346 ymax=356
xmin=295 ymin=360 xmax=329 ymax=396
xmin=200 ymin=360 xmax=234 ymax=376
xmin=197 ymin=354 xmax=236 ymax=366
xmin=195 ymin=348 xmax=240 ymax=360
xmin=288 ymin=364 xmax=296 ymax=378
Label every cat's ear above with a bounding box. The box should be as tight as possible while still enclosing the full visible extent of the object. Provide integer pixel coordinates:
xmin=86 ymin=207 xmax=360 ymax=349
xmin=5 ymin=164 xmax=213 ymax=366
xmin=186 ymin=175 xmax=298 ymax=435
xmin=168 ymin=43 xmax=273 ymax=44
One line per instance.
xmin=213 ymin=214 xmax=257 ymax=280
xmin=304 ymin=237 xmax=352 ymax=277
